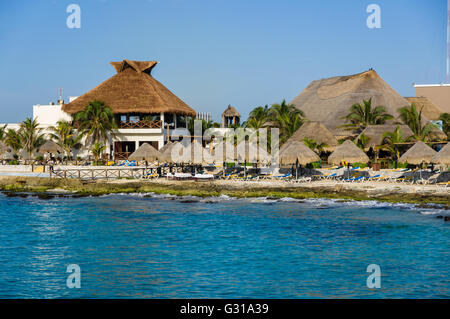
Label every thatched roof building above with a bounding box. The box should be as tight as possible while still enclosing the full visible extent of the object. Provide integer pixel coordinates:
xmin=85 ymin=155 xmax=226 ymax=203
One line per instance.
xmin=432 ymin=143 xmax=450 ymax=165
xmin=128 ymin=143 xmax=161 ymax=162
xmin=62 ymin=59 xmax=196 ymax=116
xmin=290 ymin=70 xmax=416 ymax=138
xmin=404 ymin=97 xmax=444 ymax=121
xmin=284 ymin=121 xmax=338 ymax=152
xmin=328 ymin=140 xmax=369 ymax=165
xmin=398 ymin=141 xmax=437 ymax=164
xmin=222 ymin=105 xmax=241 ymax=128
xmin=279 ymin=141 xmax=320 ymax=165
xmin=356 ymin=125 xmax=414 ymax=151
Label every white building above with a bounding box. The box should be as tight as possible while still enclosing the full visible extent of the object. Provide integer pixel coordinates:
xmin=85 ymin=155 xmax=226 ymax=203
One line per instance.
xmin=2 ymin=60 xmax=197 ymax=160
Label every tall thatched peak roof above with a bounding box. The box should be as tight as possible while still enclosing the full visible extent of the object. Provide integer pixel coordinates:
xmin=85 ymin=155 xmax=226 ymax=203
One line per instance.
xmin=398 ymin=141 xmax=437 ymax=164
xmin=284 ymin=121 xmax=338 ymax=151
xmin=432 ymin=143 xmax=450 ymax=165
xmin=357 ymin=125 xmax=413 ymax=151
xmin=404 ymin=97 xmax=443 ymax=121
xmin=328 ymin=140 xmax=369 ymax=165
xmin=62 ymin=60 xmax=196 ymax=116
xmin=290 ymin=70 xmax=415 ymax=137
xmin=222 ymin=105 xmax=240 ymax=117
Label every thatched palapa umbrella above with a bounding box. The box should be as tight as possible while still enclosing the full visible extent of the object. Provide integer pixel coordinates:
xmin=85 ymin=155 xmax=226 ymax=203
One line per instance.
xmin=128 ymin=143 xmax=161 ymax=163
xmin=280 ymin=141 xmax=320 ymax=165
xmin=39 ymin=140 xmax=63 ymax=154
xmin=328 ymin=140 xmax=369 ymax=165
xmin=432 ymin=143 xmax=450 ymax=165
xmin=398 ymin=141 xmax=437 ymax=165
xmin=280 ymin=141 xmax=320 ymax=179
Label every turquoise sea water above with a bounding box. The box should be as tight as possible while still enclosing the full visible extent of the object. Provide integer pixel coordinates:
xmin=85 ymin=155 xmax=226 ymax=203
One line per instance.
xmin=0 ymin=192 xmax=448 ymax=299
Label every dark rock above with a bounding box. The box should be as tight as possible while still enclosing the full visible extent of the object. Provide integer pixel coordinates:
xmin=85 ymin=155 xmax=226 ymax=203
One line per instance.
xmin=436 ymin=216 xmax=444 ymax=219
xmin=444 ymin=216 xmax=450 ymax=222
xmin=36 ymin=193 xmax=55 ymax=200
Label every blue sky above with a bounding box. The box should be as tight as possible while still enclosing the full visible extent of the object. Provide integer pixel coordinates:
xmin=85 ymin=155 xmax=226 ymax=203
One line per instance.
xmin=0 ymin=0 xmax=446 ymax=123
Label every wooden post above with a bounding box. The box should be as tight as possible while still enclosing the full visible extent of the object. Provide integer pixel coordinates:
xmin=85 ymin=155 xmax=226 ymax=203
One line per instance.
xmin=78 ymin=170 xmax=81 ymax=179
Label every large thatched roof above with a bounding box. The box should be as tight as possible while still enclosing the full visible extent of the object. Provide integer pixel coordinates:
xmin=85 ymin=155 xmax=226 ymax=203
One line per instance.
xmin=279 ymin=141 xmax=320 ymax=165
xmin=405 ymin=97 xmax=444 ymax=121
xmin=222 ymin=105 xmax=240 ymax=117
xmin=128 ymin=143 xmax=161 ymax=162
xmin=62 ymin=59 xmax=196 ymax=116
xmin=159 ymin=141 xmax=178 ymax=163
xmin=328 ymin=140 xmax=369 ymax=165
xmin=284 ymin=121 xmax=338 ymax=152
xmin=290 ymin=70 xmax=416 ymax=137
xmin=398 ymin=141 xmax=437 ymax=164
xmin=432 ymin=143 xmax=450 ymax=165
xmin=357 ymin=125 xmax=414 ymax=151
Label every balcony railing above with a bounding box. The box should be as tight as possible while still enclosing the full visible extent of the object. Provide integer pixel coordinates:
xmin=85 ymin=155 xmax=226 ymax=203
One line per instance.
xmin=114 ymin=152 xmax=132 ymax=160
xmin=118 ymin=120 xmax=162 ymax=129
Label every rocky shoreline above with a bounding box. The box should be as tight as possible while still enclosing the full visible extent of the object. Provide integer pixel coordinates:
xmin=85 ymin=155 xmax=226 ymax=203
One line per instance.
xmin=0 ymin=176 xmax=449 ymax=210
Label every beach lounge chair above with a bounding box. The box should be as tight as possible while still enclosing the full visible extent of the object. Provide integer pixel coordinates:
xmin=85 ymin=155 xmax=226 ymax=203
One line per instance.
xmin=343 ymin=176 xmax=364 ymax=183
xmin=436 ymin=181 xmax=450 ymax=188
xmin=365 ymin=174 xmax=381 ymax=181
xmin=147 ymin=172 xmax=159 ymax=179
xmin=193 ymin=173 xmax=214 ymax=180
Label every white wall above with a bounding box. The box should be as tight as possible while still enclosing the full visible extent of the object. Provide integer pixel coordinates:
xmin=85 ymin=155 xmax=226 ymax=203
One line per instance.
xmin=33 ymin=104 xmax=72 ymax=125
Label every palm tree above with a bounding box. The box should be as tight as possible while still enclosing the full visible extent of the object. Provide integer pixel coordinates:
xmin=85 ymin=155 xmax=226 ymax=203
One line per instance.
xmin=377 ymin=125 xmax=406 ymax=167
xmin=19 ymin=117 xmax=45 ymax=161
xmin=91 ymin=142 xmax=106 ymax=163
xmin=398 ymin=104 xmax=437 ymax=142
xmin=246 ymin=105 xmax=270 ymax=130
xmin=0 ymin=125 xmax=7 ymax=142
xmin=73 ymin=100 xmax=117 ymax=147
xmin=303 ymin=137 xmax=328 ymax=155
xmin=4 ymin=129 xmax=22 ymax=153
xmin=341 ymin=98 xmax=393 ymax=132
xmin=354 ymin=133 xmax=371 ymax=150
xmin=439 ymin=113 xmax=450 ymax=139
xmin=269 ymin=100 xmax=305 ymax=144
xmin=49 ymin=120 xmax=83 ymax=159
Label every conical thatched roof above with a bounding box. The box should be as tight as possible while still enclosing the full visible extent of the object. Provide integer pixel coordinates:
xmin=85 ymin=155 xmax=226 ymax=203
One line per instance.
xmin=284 ymin=121 xmax=338 ymax=152
xmin=222 ymin=105 xmax=240 ymax=117
xmin=398 ymin=141 xmax=437 ymax=164
xmin=213 ymin=141 xmax=236 ymax=162
xmin=279 ymin=141 xmax=320 ymax=165
xmin=290 ymin=70 xmax=417 ymax=137
xmin=0 ymin=142 xmax=11 ymax=154
xmin=62 ymin=60 xmax=196 ymax=116
xmin=1 ymin=149 xmax=15 ymax=160
xmin=357 ymin=125 xmax=413 ymax=151
xmin=405 ymin=97 xmax=444 ymax=121
xmin=236 ymin=141 xmax=271 ymax=163
xmin=169 ymin=142 xmax=213 ymax=164
xmin=158 ymin=141 xmax=173 ymax=154
xmin=39 ymin=140 xmax=63 ymax=153
xmin=432 ymin=143 xmax=450 ymax=165
xmin=128 ymin=143 xmax=161 ymax=162
xmin=328 ymin=140 xmax=369 ymax=165
xmin=159 ymin=141 xmax=179 ymax=163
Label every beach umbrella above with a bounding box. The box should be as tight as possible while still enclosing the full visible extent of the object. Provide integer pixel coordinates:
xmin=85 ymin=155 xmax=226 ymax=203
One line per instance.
xmin=128 ymin=143 xmax=161 ymax=162
xmin=1 ymin=149 xmax=15 ymax=160
xmin=279 ymin=141 xmax=320 ymax=166
xmin=39 ymin=140 xmax=63 ymax=154
xmin=327 ymin=140 xmax=369 ymax=165
xmin=158 ymin=141 xmax=173 ymax=154
xmin=431 ymin=143 xmax=450 ymax=165
xmin=398 ymin=141 xmax=437 ymax=165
